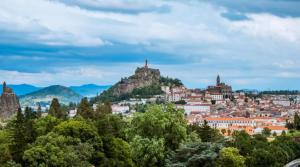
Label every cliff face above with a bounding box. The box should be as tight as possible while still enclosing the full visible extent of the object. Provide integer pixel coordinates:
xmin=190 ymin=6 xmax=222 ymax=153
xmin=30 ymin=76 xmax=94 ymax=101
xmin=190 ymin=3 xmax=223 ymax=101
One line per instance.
xmin=112 ymin=66 xmax=161 ymax=96
xmin=0 ymin=82 xmax=20 ymax=118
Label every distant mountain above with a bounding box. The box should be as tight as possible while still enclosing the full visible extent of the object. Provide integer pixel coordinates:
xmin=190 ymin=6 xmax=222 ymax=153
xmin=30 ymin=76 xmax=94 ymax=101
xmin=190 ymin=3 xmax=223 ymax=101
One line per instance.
xmin=70 ymin=84 xmax=111 ymax=97
xmin=19 ymin=85 xmax=82 ymax=107
xmin=0 ymin=84 xmax=41 ymax=96
xmin=0 ymin=83 xmax=110 ymax=97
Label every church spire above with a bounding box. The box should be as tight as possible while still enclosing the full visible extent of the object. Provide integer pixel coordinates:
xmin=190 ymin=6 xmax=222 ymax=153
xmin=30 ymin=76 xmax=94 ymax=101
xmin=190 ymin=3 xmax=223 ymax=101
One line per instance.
xmin=216 ymin=75 xmax=220 ymax=85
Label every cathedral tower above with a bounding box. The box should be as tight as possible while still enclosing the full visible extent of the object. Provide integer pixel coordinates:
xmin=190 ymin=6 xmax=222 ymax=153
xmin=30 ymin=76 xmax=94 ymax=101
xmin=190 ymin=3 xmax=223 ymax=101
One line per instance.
xmin=216 ymin=75 xmax=220 ymax=86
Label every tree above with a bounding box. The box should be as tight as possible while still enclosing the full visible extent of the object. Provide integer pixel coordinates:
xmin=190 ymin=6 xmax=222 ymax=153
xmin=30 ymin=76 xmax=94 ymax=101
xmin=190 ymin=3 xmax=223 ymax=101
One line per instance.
xmin=96 ymin=114 xmax=127 ymax=139
xmin=23 ymin=132 xmax=94 ymax=167
xmin=281 ymin=130 xmax=287 ymax=136
xmin=294 ymin=113 xmax=300 ymax=130
xmin=52 ymin=119 xmax=105 ymax=166
xmin=130 ymin=136 xmax=165 ymax=167
xmin=272 ymin=131 xmax=277 ymax=137
xmin=33 ymin=115 xmax=61 ymax=136
xmin=76 ymin=98 xmax=94 ymax=119
xmin=37 ymin=103 xmax=42 ymax=118
xmin=230 ymin=130 xmax=253 ymax=156
xmin=95 ymin=102 xmax=112 ymax=118
xmin=272 ymin=135 xmax=300 ymax=161
xmin=166 ymin=141 xmax=223 ymax=167
xmin=0 ymin=130 xmax=12 ymax=164
xmin=131 ymin=104 xmax=187 ymax=150
xmin=48 ymin=98 xmax=66 ymax=119
xmin=53 ymin=119 xmax=98 ymax=142
xmin=24 ymin=107 xmax=38 ymax=142
xmin=102 ymin=137 xmax=134 ymax=167
xmin=190 ymin=120 xmax=222 ymax=142
xmin=9 ymin=108 xmax=26 ymax=164
xmin=262 ymin=127 xmax=271 ymax=137
xmin=246 ymin=148 xmax=276 ymax=167
xmin=217 ymin=147 xmax=245 ymax=167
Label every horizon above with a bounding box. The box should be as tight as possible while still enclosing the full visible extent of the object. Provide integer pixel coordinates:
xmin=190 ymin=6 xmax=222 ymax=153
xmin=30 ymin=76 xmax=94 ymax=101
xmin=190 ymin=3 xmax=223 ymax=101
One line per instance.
xmin=1 ymin=0 xmax=300 ymax=90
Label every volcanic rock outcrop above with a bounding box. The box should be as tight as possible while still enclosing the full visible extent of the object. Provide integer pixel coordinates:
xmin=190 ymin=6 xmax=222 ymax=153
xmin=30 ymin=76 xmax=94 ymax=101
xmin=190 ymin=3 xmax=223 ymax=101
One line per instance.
xmin=112 ymin=60 xmax=161 ymax=96
xmin=0 ymin=82 xmax=20 ymax=118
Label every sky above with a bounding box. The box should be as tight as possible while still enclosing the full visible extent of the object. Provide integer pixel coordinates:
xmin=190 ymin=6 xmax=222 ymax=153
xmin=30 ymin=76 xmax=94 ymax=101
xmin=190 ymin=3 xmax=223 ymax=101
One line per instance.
xmin=0 ymin=0 xmax=300 ymax=90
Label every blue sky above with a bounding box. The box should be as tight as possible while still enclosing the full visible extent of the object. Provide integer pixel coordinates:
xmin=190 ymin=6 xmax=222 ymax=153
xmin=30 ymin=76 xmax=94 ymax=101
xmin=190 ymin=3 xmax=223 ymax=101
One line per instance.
xmin=0 ymin=0 xmax=300 ymax=90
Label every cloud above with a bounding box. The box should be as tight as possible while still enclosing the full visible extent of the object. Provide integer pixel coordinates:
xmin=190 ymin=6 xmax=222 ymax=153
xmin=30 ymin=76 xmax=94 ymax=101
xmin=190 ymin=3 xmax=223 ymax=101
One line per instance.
xmin=230 ymin=13 xmax=300 ymax=43
xmin=0 ymin=0 xmax=300 ymax=89
xmin=0 ymin=66 xmax=127 ymax=86
xmin=213 ymin=0 xmax=300 ymax=18
xmin=52 ymin=0 xmax=171 ymax=14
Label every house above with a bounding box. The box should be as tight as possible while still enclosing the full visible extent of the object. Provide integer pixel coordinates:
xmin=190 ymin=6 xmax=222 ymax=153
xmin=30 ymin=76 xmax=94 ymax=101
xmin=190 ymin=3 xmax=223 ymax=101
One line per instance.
xmin=177 ymin=104 xmax=210 ymax=115
xmin=198 ymin=117 xmax=255 ymax=129
xmin=111 ymin=104 xmax=130 ymax=114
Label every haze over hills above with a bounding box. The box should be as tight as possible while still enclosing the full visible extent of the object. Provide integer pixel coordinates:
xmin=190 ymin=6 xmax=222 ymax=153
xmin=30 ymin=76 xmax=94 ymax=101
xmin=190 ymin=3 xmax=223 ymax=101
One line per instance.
xmin=19 ymin=85 xmax=83 ymax=107
xmin=69 ymin=84 xmax=111 ymax=97
xmin=0 ymin=84 xmax=111 ymax=97
xmin=0 ymin=84 xmax=41 ymax=96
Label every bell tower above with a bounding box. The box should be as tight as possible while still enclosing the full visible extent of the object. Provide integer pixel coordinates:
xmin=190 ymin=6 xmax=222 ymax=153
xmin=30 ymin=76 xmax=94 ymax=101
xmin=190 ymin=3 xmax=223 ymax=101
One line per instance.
xmin=216 ymin=75 xmax=220 ymax=86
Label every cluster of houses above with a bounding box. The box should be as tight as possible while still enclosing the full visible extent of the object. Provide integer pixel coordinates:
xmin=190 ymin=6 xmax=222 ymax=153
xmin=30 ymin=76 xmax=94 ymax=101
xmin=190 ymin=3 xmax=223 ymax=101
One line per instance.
xmin=55 ymin=75 xmax=299 ymax=137
xmin=104 ymin=75 xmax=300 ymax=136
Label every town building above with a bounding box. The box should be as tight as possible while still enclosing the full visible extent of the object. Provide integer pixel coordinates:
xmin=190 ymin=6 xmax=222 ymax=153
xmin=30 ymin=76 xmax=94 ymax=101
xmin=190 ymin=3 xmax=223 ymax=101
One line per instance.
xmin=206 ymin=75 xmax=232 ymax=99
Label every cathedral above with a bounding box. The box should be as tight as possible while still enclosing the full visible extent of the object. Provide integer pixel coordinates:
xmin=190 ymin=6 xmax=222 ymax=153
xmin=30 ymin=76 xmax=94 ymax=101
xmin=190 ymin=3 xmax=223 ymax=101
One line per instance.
xmin=207 ymin=75 xmax=233 ymax=97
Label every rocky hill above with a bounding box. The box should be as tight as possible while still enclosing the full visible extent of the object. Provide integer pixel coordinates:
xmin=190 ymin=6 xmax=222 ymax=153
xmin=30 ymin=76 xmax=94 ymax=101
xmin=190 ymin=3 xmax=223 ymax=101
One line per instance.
xmin=92 ymin=61 xmax=183 ymax=102
xmin=19 ymin=85 xmax=82 ymax=107
xmin=0 ymin=82 xmax=20 ymax=118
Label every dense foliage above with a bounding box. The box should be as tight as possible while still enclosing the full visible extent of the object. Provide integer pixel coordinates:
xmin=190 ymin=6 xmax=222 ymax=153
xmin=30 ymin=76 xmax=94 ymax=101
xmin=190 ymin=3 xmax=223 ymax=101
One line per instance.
xmin=160 ymin=77 xmax=183 ymax=87
xmin=92 ymin=84 xmax=163 ymax=103
xmin=0 ymin=99 xmax=299 ymax=167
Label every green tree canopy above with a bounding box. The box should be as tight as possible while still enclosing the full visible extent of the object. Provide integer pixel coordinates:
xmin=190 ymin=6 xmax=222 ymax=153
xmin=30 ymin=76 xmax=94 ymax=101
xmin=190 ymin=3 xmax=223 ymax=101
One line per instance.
xmin=217 ymin=147 xmax=245 ymax=167
xmin=130 ymin=104 xmax=187 ymax=150
xmin=23 ymin=132 xmax=94 ymax=167
xmin=76 ymin=97 xmax=94 ymax=119
xmin=262 ymin=127 xmax=271 ymax=137
xmin=166 ymin=141 xmax=223 ymax=167
xmin=95 ymin=102 xmax=112 ymax=118
xmin=49 ymin=98 xmax=66 ymax=119
xmin=33 ymin=115 xmax=61 ymax=136
xmin=189 ymin=120 xmax=223 ymax=142
xmin=130 ymin=135 xmax=165 ymax=167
